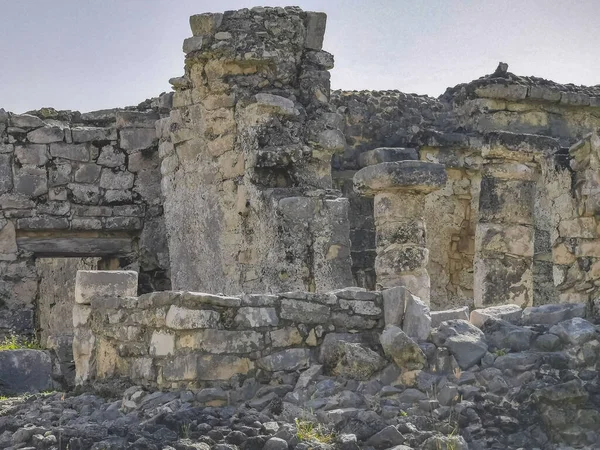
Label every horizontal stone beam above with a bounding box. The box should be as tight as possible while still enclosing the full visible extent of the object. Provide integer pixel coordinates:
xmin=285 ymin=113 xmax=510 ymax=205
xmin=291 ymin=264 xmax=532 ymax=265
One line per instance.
xmin=16 ymin=236 xmax=134 ymax=256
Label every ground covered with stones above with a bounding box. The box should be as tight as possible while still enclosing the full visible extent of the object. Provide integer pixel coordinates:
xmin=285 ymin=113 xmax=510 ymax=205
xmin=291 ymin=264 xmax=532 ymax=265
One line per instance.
xmin=2 ymin=307 xmax=600 ymax=450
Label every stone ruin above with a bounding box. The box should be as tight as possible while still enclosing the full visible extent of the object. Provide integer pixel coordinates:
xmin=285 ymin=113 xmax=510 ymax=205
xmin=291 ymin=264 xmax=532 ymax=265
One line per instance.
xmin=2 ymin=6 xmax=600 ymax=450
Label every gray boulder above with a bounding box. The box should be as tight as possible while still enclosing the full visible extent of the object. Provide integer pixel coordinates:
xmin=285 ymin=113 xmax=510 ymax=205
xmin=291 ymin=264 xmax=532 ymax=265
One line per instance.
xmin=549 ymin=317 xmax=597 ymax=346
xmin=432 ymin=320 xmax=488 ymax=369
xmin=320 ymin=334 xmax=386 ymax=380
xmin=482 ymin=318 xmax=533 ymax=352
xmin=380 ymin=326 xmax=425 ymax=370
xmin=0 ymin=350 xmax=54 ymax=395
xmin=402 ymin=293 xmax=431 ymax=341
xmin=522 ymin=303 xmax=586 ymax=326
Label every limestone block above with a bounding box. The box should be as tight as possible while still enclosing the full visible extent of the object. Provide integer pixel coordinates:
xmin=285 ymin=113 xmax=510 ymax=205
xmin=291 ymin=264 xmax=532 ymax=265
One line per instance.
xmin=165 ymin=305 xmax=220 ymax=329
xmin=304 ymin=12 xmax=327 ymax=50
xmin=161 ymin=354 xmax=198 ymax=381
xmin=430 ymin=307 xmax=469 ymax=328
xmin=119 ymin=128 xmax=156 ymax=152
xmin=0 ymin=350 xmax=53 ymax=394
xmin=470 ymin=304 xmax=522 ymax=328
xmin=73 ymin=327 xmax=96 ymax=384
xmin=382 ymin=286 xmax=408 ymax=326
xmin=148 ymin=331 xmax=175 ymax=357
xmin=72 ymin=304 xmax=92 ymax=328
xmin=26 ymin=126 xmax=64 ymax=143
xmin=522 ymin=303 xmax=587 ymax=326
xmin=73 ymin=164 xmax=101 ymax=183
xmin=254 ymin=93 xmax=297 ymax=116
xmin=0 ymin=220 xmax=17 ymax=256
xmin=280 ymin=300 xmax=330 ymax=324
xmin=385 ymin=273 xmax=431 ymax=307
xmin=97 ymin=145 xmax=126 ymax=167
xmin=74 ymin=270 xmax=138 ymax=304
xmin=478 ymin=177 xmax=536 ymax=225
xmin=322 ymin=341 xmax=386 ymax=380
xmin=558 ymin=218 xmax=597 ymax=238
xmin=10 ymin=113 xmax=44 ymax=129
xmin=177 ymin=329 xmax=262 ymax=354
xmin=14 ymin=166 xmax=48 ymax=197
xmin=0 ymin=155 xmax=12 ymax=194
xmin=375 ymin=245 xmax=428 ymax=275
xmin=234 ymin=307 xmax=279 ymax=327
xmin=71 ymin=127 xmax=117 ymax=142
xmin=380 ymin=325 xmax=426 ymax=370
xmin=68 ymin=184 xmax=100 ymax=205
xmin=189 ymin=12 xmax=223 ymax=36
xmin=549 ymin=318 xmax=597 ymax=346
xmin=0 ymin=143 xmax=12 ymax=153
xmin=402 ymin=293 xmax=431 ymax=341
xmin=196 ymin=355 xmax=252 ymax=381
xmin=475 ymin=223 xmax=534 ymax=257
xmin=473 ymin=255 xmax=533 ymax=308
xmin=528 ymin=86 xmax=562 ymax=102
xmin=474 ymin=84 xmax=528 ymax=101
xmin=99 ymin=169 xmax=134 ymax=190
xmin=338 ymin=299 xmax=381 ymax=316
xmin=354 ymin=161 xmax=447 ymax=196
xmin=182 ymin=36 xmax=204 ymax=53
xmin=270 ymin=327 xmax=303 ymax=347
xmin=431 ymin=320 xmax=488 ymax=369
xmin=16 ymin=216 xmax=69 ymax=230
xmin=50 ymin=143 xmax=90 ymax=161
xmin=257 ymin=349 xmax=311 ymax=372
xmin=14 ymin=144 xmax=48 ymax=166
xmin=358 ymin=147 xmax=419 ymax=168
xmin=115 ymin=111 xmax=159 ymax=129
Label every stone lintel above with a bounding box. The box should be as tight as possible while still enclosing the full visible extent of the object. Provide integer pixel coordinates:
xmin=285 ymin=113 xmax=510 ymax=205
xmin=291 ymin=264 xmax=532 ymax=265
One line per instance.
xmin=354 ymin=161 xmax=447 ymax=196
xmin=358 ymin=147 xmax=418 ymax=168
xmin=482 ymin=131 xmax=559 ymax=161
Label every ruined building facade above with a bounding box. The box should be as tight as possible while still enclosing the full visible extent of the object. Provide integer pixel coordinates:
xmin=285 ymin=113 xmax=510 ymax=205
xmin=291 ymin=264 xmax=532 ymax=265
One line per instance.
xmin=1 ymin=6 xmax=600 ymax=358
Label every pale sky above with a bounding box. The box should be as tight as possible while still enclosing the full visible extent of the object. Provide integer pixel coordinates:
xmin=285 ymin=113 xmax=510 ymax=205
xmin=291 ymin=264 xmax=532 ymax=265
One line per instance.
xmin=1 ymin=0 xmax=598 ymax=113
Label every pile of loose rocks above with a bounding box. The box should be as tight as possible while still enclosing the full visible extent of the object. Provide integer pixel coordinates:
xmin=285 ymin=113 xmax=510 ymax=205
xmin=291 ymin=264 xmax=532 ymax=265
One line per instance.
xmin=1 ymin=302 xmax=599 ymax=450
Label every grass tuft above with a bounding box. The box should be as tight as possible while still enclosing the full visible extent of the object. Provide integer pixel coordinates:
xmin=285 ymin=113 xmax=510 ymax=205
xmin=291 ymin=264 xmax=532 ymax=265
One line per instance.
xmin=295 ymin=418 xmax=335 ymax=444
xmin=0 ymin=335 xmax=41 ymax=351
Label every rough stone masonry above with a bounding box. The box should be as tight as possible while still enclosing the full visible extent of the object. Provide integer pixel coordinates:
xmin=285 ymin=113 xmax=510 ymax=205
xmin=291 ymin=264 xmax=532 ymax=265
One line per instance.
xmin=1 ymin=5 xmax=600 ymax=450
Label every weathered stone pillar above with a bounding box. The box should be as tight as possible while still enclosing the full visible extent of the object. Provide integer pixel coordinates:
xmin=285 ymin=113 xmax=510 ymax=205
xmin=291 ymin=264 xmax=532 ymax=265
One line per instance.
xmin=354 ymin=161 xmax=447 ymax=304
xmin=473 ymin=132 xmax=558 ymax=307
xmin=72 ymin=270 xmax=138 ymax=385
xmin=156 ymin=7 xmax=352 ymax=294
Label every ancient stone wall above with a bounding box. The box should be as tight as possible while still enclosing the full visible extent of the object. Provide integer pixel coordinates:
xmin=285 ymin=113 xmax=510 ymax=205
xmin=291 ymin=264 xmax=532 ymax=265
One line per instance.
xmin=157 ymin=7 xmax=353 ymax=295
xmin=0 ymin=104 xmax=171 ymax=337
xmin=73 ymin=271 xmax=385 ymax=389
xmin=441 ymin=75 xmax=600 ymax=146
xmin=550 ymin=131 xmax=600 ymax=305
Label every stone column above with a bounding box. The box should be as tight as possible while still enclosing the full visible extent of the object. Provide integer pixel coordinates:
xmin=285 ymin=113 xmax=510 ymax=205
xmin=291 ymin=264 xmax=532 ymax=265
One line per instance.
xmin=354 ymin=161 xmax=447 ymax=305
xmin=473 ymin=132 xmax=558 ymax=307
xmin=72 ymin=270 xmax=138 ymax=385
xmin=156 ymin=7 xmax=353 ymax=294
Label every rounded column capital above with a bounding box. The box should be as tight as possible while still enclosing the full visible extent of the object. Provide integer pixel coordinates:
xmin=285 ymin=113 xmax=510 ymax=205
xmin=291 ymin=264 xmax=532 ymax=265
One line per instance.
xmin=353 ymin=161 xmax=447 ymax=197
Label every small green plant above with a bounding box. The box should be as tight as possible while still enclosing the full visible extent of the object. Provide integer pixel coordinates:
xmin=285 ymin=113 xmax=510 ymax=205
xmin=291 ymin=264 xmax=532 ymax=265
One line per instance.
xmin=494 ymin=348 xmax=507 ymax=357
xmin=294 ymin=418 xmax=335 ymax=444
xmin=0 ymin=335 xmax=41 ymax=351
xmin=180 ymin=423 xmax=191 ymax=439
xmin=399 ymin=410 xmax=408 ymax=417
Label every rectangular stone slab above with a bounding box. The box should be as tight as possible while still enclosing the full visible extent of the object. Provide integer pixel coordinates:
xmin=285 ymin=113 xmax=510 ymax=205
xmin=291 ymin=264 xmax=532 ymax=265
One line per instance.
xmin=16 ymin=236 xmax=134 ymax=256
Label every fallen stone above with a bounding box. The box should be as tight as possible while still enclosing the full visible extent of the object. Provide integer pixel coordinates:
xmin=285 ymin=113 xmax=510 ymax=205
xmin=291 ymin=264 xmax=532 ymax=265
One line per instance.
xmin=549 ymin=317 xmax=597 ymax=345
xmin=470 ymin=303 xmax=523 ymax=327
xmin=0 ymin=350 xmax=54 ymax=395
xmin=522 ymin=303 xmax=586 ymax=326
xmin=402 ymin=293 xmax=431 ymax=341
xmin=432 ymin=320 xmax=488 ymax=369
xmin=431 ymin=307 xmax=469 ymax=328
xmin=380 ymin=326 xmax=426 ymax=370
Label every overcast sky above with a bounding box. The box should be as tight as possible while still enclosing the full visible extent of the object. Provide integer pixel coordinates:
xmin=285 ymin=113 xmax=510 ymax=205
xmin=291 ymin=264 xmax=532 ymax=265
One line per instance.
xmin=1 ymin=0 xmax=599 ymax=113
